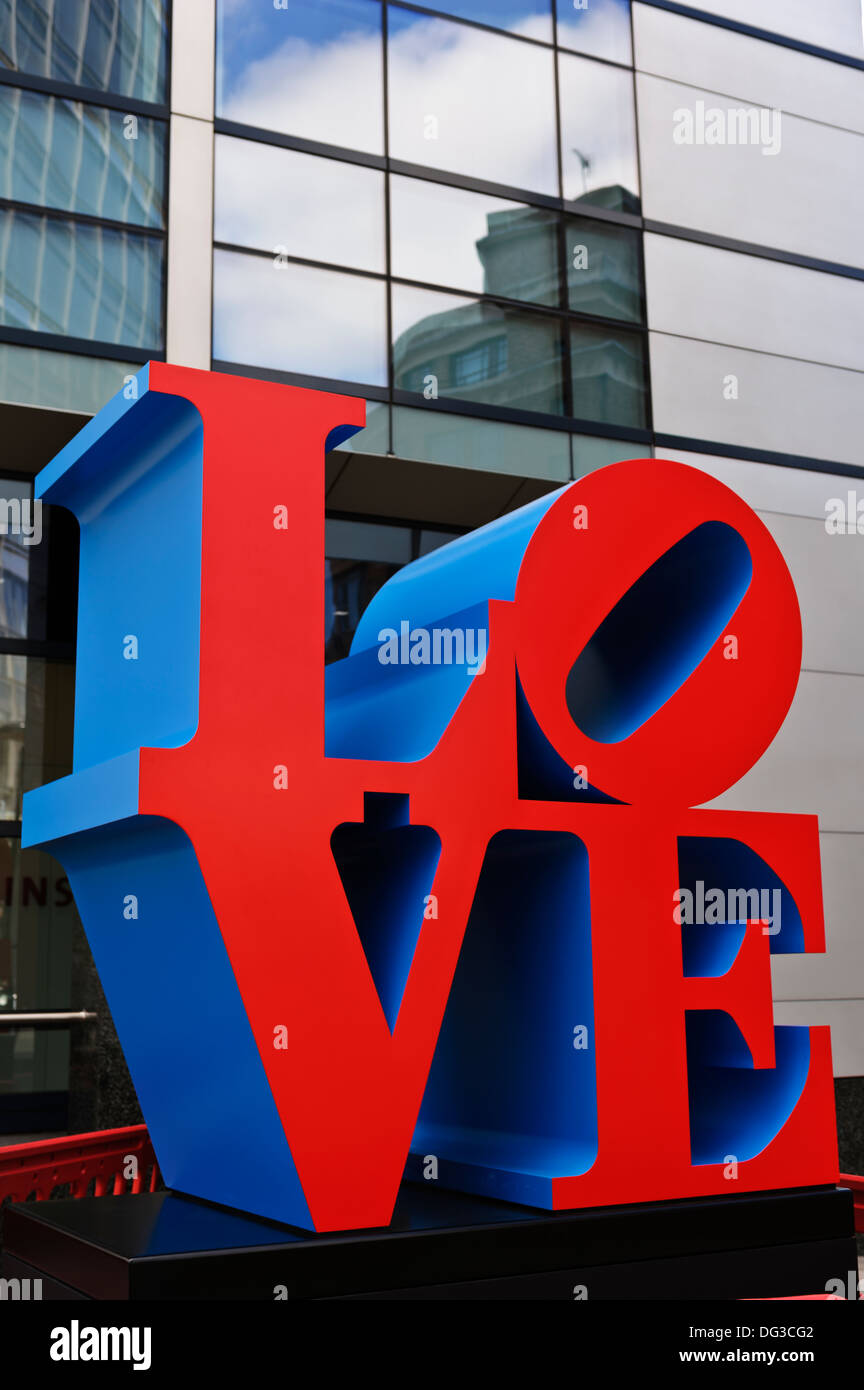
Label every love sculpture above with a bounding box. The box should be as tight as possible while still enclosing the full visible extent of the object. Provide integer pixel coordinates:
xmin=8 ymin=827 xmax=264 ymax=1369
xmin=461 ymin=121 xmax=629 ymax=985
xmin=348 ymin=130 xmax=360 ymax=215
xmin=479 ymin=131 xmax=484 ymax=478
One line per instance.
xmin=22 ymin=363 xmax=838 ymax=1231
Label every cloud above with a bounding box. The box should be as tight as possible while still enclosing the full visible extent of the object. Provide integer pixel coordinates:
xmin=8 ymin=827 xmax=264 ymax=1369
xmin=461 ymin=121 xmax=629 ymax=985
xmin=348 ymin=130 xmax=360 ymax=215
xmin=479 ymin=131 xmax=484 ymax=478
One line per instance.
xmin=215 ymin=136 xmax=386 ymax=272
xmin=217 ymin=5 xmax=637 ymax=200
xmin=213 ymin=247 xmax=388 ymax=383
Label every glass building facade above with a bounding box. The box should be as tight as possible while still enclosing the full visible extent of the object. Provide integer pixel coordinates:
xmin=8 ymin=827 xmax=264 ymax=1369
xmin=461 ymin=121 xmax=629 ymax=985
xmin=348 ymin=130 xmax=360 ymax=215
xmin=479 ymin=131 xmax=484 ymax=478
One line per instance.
xmin=212 ymin=0 xmax=650 ymax=452
xmin=0 ymin=0 xmax=863 ymax=1159
xmin=0 ymin=0 xmax=169 ymax=1129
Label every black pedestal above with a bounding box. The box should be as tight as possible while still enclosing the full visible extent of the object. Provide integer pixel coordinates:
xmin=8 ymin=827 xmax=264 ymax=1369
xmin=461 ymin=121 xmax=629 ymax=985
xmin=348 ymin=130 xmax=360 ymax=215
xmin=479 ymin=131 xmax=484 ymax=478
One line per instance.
xmin=2 ymin=1183 xmax=856 ymax=1300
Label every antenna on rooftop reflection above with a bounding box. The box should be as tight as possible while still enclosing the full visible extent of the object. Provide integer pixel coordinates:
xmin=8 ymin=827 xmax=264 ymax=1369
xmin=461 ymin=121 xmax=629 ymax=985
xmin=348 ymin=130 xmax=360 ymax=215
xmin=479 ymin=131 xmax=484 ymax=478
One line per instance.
xmin=571 ymin=146 xmax=592 ymax=195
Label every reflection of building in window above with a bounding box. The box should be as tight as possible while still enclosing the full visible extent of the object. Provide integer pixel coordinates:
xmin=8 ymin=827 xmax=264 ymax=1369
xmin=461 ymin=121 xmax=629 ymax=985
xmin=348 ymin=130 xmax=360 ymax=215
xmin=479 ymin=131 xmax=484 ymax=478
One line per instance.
xmin=0 ymin=531 xmax=30 ymax=639
xmin=475 ymin=208 xmax=559 ymax=305
xmin=451 ymin=336 xmax=508 ymax=387
xmin=325 ymin=558 xmax=400 ymax=665
xmin=395 ymin=297 xmax=562 ymax=415
xmin=394 ymin=198 xmax=646 ymax=426
xmin=399 ymin=362 xmax=436 ymax=394
xmin=393 ymin=206 xmax=562 ymax=414
xmin=569 ymin=242 xmax=639 ymax=321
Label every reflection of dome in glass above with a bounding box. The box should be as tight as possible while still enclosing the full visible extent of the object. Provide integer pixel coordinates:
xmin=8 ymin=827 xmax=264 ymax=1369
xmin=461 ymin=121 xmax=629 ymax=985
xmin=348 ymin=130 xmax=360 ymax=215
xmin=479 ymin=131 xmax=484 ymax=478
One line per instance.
xmin=477 ymin=200 xmax=639 ymax=319
xmin=392 ymin=202 xmax=646 ymax=426
xmin=476 ymin=207 xmax=560 ymax=305
xmin=394 ymin=294 xmax=563 ymax=417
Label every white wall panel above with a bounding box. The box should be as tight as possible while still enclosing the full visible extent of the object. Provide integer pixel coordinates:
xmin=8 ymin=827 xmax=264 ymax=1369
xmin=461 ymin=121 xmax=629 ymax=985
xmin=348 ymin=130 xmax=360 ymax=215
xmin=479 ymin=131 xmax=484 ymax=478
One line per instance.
xmin=655 ymin=450 xmax=856 ymax=522
xmin=649 ymin=332 xmax=864 ymax=465
xmin=166 ymin=0 xmax=216 ymax=369
xmin=644 ymin=234 xmax=864 ymax=371
xmin=633 ymin=4 xmax=864 ymax=132
xmin=650 ymin=333 xmax=864 ymax=464
xmin=671 ymin=453 xmax=864 ymax=1077
xmin=772 ymin=1000 xmax=864 ymax=1077
xmin=636 ymin=72 xmax=864 ymax=266
xmin=758 ymin=512 xmax=864 ymax=676
xmin=674 ymin=0 xmax=864 ymax=58
xmin=171 ymin=0 xmax=216 ymax=121
xmin=772 ymin=834 xmax=864 ymax=1002
xmin=705 ymin=671 xmax=864 ymax=831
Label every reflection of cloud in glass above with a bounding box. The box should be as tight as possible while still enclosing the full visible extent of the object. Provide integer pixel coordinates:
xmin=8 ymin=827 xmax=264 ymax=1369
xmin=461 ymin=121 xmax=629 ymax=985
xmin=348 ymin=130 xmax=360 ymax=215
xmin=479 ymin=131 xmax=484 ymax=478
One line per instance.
xmin=214 ymin=136 xmax=385 ymax=272
xmin=216 ymin=2 xmax=639 ymax=204
xmin=212 ymin=249 xmax=388 ymax=385
xmin=558 ymin=52 xmax=639 ymax=207
xmin=216 ymin=0 xmax=384 ymax=153
xmin=424 ymin=0 xmax=553 ymax=41
xmin=387 ymin=9 xmax=558 ymax=194
xmin=390 ymin=176 xmax=558 ymax=303
xmin=556 ymin=0 xmax=633 ymax=66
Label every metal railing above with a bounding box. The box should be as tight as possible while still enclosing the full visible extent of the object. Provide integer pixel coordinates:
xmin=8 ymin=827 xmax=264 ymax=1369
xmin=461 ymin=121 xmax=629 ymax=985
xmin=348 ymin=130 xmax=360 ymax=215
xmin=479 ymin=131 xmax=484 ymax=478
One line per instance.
xmin=0 ymin=1124 xmax=159 ymax=1205
xmin=0 ymin=1011 xmax=97 ymax=1027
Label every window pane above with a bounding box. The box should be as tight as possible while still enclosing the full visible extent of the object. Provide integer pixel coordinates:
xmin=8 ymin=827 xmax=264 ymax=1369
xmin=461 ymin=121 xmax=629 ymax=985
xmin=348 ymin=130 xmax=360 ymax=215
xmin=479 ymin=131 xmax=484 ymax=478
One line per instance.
xmin=393 ymin=283 xmax=564 ymax=414
xmin=633 ymin=3 xmax=864 ymax=135
xmin=213 ymin=249 xmax=388 ymax=386
xmin=0 ymin=656 xmax=73 ymax=821
xmin=22 ymin=658 xmax=75 ymax=802
xmin=328 ymin=399 xmax=390 ymax=454
xmin=556 ymin=0 xmax=633 ymax=65
xmin=636 ymin=73 xmax=864 ymax=267
xmin=392 ymin=404 xmax=571 ymax=478
xmin=570 ymin=321 xmax=648 ymax=427
xmin=559 ymin=52 xmax=640 ymax=209
xmin=0 ymin=344 xmax=136 ymax=413
xmin=643 ymin=234 xmax=864 ymax=373
xmin=325 ymin=520 xmax=413 ymax=663
xmin=326 ymin=518 xmax=413 ymax=565
xmin=0 ymin=210 xmax=164 ymax=348
xmin=686 ymin=0 xmax=864 ymax=58
xmin=0 ymin=0 xmax=168 ymax=102
xmin=419 ymin=528 xmax=463 ymax=555
xmin=388 ymin=7 xmax=558 ymax=195
xmin=216 ymin=0 xmax=384 ymax=155
xmin=0 ymin=481 xmax=77 ymax=648
xmin=571 ymin=432 xmax=651 ymax=477
xmin=566 ymin=215 xmax=642 ymax=322
xmin=214 ymin=137 xmax=384 ymax=273
xmin=0 ymin=87 xmax=166 ymax=228
xmin=0 ymin=479 xmax=33 ymax=639
xmin=419 ymin=1 xmax=553 ymax=42
xmin=391 ymin=176 xmax=560 ymax=305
